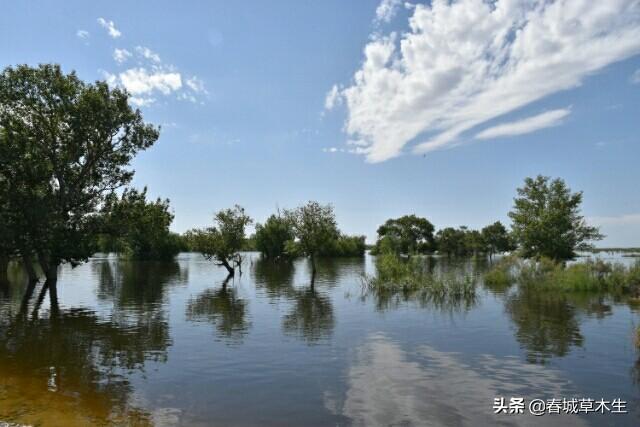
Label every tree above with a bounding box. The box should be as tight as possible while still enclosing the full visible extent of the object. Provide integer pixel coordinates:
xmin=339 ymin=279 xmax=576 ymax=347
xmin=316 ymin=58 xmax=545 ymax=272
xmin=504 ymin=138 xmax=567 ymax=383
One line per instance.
xmin=254 ymin=213 xmax=294 ymax=260
xmin=436 ymin=227 xmax=467 ymax=257
xmin=190 ymin=205 xmax=252 ymax=276
xmin=101 ymin=187 xmax=181 ymax=260
xmin=0 ymin=64 xmax=159 ymax=284
xmin=373 ymin=215 xmax=435 ymax=255
xmin=285 ymin=201 xmax=339 ymax=279
xmin=481 ymin=221 xmax=514 ymax=259
xmin=508 ymin=175 xmax=603 ymax=261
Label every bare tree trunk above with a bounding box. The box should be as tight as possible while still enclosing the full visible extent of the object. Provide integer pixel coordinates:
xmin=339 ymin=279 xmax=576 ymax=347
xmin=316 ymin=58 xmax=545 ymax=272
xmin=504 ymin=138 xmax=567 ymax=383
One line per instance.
xmin=0 ymin=255 xmax=8 ymax=283
xmin=22 ymin=253 xmax=39 ymax=283
xmin=310 ymin=255 xmax=316 ymax=290
xmin=221 ymin=259 xmax=235 ymax=276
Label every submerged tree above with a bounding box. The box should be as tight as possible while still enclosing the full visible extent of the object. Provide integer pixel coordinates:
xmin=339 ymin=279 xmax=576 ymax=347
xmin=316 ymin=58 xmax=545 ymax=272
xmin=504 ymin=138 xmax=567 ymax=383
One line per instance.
xmin=0 ymin=64 xmax=159 ymax=285
xmin=373 ymin=215 xmax=435 ymax=255
xmin=509 ymin=176 xmax=603 ymax=261
xmin=101 ymin=187 xmax=181 ymax=260
xmin=285 ymin=201 xmax=339 ymax=280
xmin=481 ymin=221 xmax=514 ymax=260
xmin=254 ymin=213 xmax=294 ymax=260
xmin=189 ymin=205 xmax=252 ymax=276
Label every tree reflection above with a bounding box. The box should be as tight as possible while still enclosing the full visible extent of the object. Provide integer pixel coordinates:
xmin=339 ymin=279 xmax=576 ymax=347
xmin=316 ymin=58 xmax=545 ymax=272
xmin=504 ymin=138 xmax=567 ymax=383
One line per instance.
xmin=0 ymin=303 xmax=168 ymax=424
xmin=252 ymin=258 xmax=295 ymax=300
xmin=505 ymin=289 xmax=584 ymax=364
xmin=283 ymin=287 xmax=334 ymax=343
xmin=186 ymin=275 xmax=251 ymax=343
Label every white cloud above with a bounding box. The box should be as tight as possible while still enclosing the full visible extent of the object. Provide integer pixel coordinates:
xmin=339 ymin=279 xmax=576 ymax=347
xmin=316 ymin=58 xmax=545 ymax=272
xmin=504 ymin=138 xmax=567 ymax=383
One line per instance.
xmin=186 ymin=76 xmax=207 ymax=94
xmin=475 ymin=108 xmax=571 ymax=140
xmin=113 ymin=48 xmax=132 ymax=64
xmin=76 ymin=30 xmax=89 ymax=39
xmin=135 ymin=46 xmax=161 ymax=63
xmin=330 ymin=0 xmax=640 ymax=163
xmin=324 ymin=84 xmax=342 ymax=110
xmin=118 ymin=67 xmax=182 ymax=95
xmin=129 ymin=96 xmax=156 ymax=107
xmin=631 ymin=69 xmax=640 ymax=84
xmin=97 ymin=18 xmax=122 ymax=38
xmin=374 ymin=0 xmax=402 ymax=24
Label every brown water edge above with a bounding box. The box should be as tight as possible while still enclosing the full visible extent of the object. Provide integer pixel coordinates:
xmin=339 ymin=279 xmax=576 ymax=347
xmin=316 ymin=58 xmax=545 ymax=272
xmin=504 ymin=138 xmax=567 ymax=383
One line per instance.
xmin=0 ymin=364 xmax=151 ymax=426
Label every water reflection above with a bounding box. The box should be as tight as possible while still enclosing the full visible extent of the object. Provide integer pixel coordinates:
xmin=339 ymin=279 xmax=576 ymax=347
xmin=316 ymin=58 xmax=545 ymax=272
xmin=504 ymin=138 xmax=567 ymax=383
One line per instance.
xmin=0 ymin=305 xmax=168 ymax=425
xmin=186 ymin=276 xmax=251 ymax=343
xmin=327 ymin=333 xmax=586 ymax=427
xmin=252 ymin=258 xmax=296 ymax=300
xmin=95 ymin=258 xmax=187 ymax=309
xmin=283 ymin=287 xmax=335 ymax=343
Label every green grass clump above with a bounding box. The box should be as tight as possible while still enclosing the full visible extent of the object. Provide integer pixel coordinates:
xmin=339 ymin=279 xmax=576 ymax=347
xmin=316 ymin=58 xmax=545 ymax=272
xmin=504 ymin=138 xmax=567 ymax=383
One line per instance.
xmin=485 ymin=257 xmax=640 ymax=294
xmin=364 ymin=252 xmax=476 ymax=298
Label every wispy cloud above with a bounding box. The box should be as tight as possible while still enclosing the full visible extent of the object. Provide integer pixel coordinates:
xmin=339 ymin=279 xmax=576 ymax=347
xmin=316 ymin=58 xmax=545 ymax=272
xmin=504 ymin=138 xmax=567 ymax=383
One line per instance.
xmin=97 ymin=17 xmax=121 ymax=38
xmin=374 ymin=0 xmax=402 ymax=24
xmin=475 ymin=108 xmax=571 ymax=140
xmin=113 ymin=48 xmax=132 ymax=64
xmin=326 ymin=0 xmax=640 ymax=163
xmin=324 ymin=84 xmax=342 ymax=110
xmin=135 ymin=46 xmax=161 ymax=63
xmin=76 ymin=30 xmax=89 ymax=39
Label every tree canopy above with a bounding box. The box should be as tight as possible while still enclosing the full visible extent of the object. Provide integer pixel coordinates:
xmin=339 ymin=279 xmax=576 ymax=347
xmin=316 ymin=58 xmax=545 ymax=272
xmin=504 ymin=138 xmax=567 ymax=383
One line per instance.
xmin=373 ymin=214 xmax=435 ymax=255
xmin=254 ymin=213 xmax=294 ymax=260
xmin=285 ymin=201 xmax=339 ymax=275
xmin=189 ymin=205 xmax=252 ymax=275
xmin=508 ymin=175 xmax=603 ymax=261
xmin=100 ymin=187 xmax=182 ymax=260
xmin=0 ymin=64 xmax=158 ymax=282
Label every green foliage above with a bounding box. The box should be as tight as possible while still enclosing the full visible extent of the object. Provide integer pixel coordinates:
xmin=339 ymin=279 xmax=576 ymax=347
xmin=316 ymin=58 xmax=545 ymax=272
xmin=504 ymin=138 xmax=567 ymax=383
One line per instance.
xmin=484 ymin=256 xmax=640 ymax=294
xmin=285 ymin=201 xmax=339 ymax=269
xmin=509 ymin=175 xmax=603 ymax=261
xmin=364 ymin=252 xmax=476 ymax=299
xmin=100 ymin=188 xmax=180 ymax=260
xmin=254 ymin=214 xmax=294 ymax=259
xmin=435 ymin=227 xmax=469 ymax=257
xmin=189 ymin=205 xmax=252 ymax=274
xmin=0 ymin=64 xmax=158 ymax=276
xmin=481 ymin=221 xmax=514 ymax=257
xmin=323 ymin=234 xmax=366 ymax=257
xmin=373 ymin=215 xmax=435 ymax=255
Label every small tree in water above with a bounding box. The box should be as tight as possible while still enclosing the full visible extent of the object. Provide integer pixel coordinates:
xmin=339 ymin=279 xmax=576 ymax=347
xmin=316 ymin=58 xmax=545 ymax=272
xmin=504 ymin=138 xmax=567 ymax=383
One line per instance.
xmin=189 ymin=205 xmax=252 ymax=276
xmin=285 ymin=201 xmax=339 ymax=281
xmin=508 ymin=175 xmax=603 ymax=261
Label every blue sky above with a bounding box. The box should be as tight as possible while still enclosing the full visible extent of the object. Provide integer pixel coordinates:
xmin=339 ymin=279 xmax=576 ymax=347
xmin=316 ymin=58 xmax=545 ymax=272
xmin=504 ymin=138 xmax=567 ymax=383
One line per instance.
xmin=2 ymin=0 xmax=640 ymax=246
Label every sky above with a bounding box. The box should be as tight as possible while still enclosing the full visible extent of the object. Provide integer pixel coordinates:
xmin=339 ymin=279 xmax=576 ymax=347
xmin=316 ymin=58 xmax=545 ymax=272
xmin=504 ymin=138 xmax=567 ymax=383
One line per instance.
xmin=1 ymin=0 xmax=640 ymax=246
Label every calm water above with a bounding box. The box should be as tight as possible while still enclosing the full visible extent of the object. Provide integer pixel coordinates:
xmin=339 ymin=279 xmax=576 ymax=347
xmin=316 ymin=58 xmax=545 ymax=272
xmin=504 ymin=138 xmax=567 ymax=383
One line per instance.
xmin=1 ymin=252 xmax=639 ymax=426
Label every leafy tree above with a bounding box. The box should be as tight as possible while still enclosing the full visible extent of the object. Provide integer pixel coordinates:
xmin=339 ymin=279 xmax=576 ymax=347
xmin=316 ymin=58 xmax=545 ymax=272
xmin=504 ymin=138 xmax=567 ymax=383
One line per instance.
xmin=325 ymin=234 xmax=366 ymax=257
xmin=0 ymin=64 xmax=158 ymax=284
xmin=436 ymin=227 xmax=467 ymax=257
xmin=508 ymin=175 xmax=603 ymax=261
xmin=254 ymin=213 xmax=294 ymax=260
xmin=373 ymin=215 xmax=435 ymax=255
xmin=285 ymin=201 xmax=339 ymax=278
xmin=101 ymin=187 xmax=181 ymax=260
xmin=189 ymin=205 xmax=252 ymax=276
xmin=464 ymin=228 xmax=485 ymax=257
xmin=481 ymin=221 xmax=514 ymax=259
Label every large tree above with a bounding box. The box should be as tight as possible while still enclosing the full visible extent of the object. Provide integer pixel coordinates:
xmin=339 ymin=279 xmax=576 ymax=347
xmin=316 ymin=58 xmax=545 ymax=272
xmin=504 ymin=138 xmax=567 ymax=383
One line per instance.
xmin=508 ymin=175 xmax=603 ymax=261
xmin=374 ymin=214 xmax=435 ymax=255
xmin=285 ymin=201 xmax=339 ymax=279
xmin=189 ymin=205 xmax=252 ymax=276
xmin=0 ymin=64 xmax=158 ymax=284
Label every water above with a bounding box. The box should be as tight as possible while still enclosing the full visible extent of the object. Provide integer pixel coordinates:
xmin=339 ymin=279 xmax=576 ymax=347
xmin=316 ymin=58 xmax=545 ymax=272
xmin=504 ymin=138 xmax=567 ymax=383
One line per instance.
xmin=1 ymin=252 xmax=639 ymax=426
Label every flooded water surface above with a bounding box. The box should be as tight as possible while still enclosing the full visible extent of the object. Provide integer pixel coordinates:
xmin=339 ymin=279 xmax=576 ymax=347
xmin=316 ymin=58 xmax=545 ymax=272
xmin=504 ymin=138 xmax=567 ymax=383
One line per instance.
xmin=1 ymin=252 xmax=639 ymax=426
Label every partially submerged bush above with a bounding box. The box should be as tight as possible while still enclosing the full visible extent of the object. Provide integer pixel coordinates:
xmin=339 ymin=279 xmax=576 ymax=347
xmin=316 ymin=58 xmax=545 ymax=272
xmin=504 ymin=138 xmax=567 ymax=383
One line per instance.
xmin=364 ymin=253 xmax=476 ymax=297
xmin=484 ymin=256 xmax=640 ymax=294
